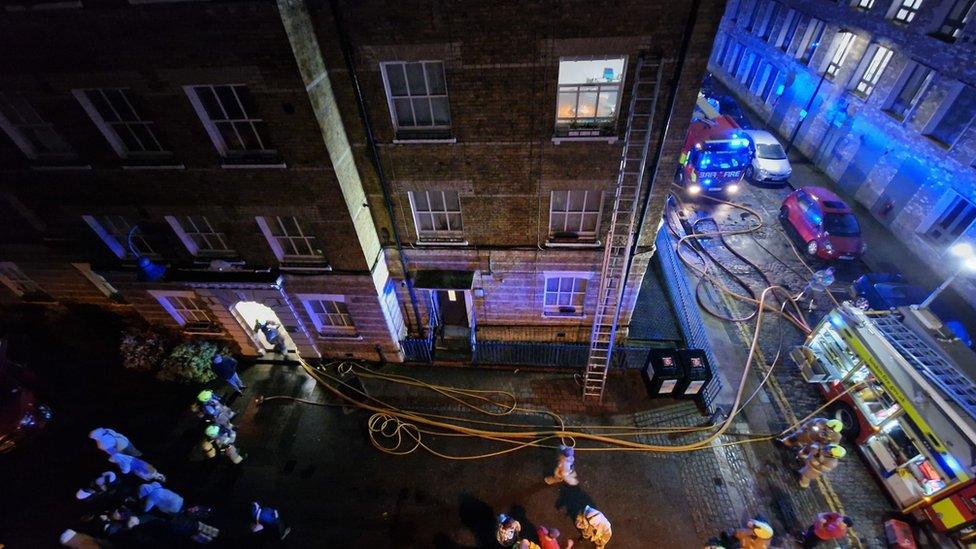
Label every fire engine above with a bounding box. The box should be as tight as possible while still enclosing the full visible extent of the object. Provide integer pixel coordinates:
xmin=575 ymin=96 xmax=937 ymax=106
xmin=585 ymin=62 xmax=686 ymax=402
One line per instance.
xmin=676 ymin=97 xmax=752 ymax=196
xmin=793 ymin=303 xmax=976 ymax=541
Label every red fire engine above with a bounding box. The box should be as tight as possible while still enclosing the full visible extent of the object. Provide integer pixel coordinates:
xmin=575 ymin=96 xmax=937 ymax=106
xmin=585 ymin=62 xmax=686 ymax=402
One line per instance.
xmin=677 ymin=98 xmax=751 ymax=196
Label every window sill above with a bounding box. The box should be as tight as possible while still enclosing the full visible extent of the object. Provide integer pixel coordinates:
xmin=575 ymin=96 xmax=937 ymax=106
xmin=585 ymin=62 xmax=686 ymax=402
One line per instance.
xmin=415 ymin=240 xmax=468 ymax=247
xmin=546 ymin=240 xmax=601 ymax=248
xmin=542 ymin=314 xmax=587 ymax=320
xmin=279 ymin=263 xmax=332 ymax=272
xmin=316 ymin=333 xmax=363 ymax=341
xmin=551 ymin=136 xmax=618 ymax=145
xmin=122 ymin=163 xmax=186 ymax=170
xmin=221 ymin=162 xmax=287 ymax=170
xmin=921 ymin=134 xmax=954 ymax=151
xmin=182 ymin=328 xmax=225 ymax=337
xmin=393 ymin=138 xmax=457 ymax=145
xmin=31 ymin=164 xmax=92 ymax=171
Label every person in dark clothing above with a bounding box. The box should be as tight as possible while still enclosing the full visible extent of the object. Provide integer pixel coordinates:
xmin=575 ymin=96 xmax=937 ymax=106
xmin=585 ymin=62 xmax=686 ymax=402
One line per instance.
xmin=211 ymin=354 xmax=246 ymax=394
xmin=251 ymin=501 xmax=290 ymax=540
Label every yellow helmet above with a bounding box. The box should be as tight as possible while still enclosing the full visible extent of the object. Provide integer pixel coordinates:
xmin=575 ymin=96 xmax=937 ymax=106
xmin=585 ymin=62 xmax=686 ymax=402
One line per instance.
xmin=826 ymin=444 xmax=847 ymax=458
xmin=826 ymin=419 xmax=843 ymax=433
xmin=749 ymin=520 xmax=774 ymax=540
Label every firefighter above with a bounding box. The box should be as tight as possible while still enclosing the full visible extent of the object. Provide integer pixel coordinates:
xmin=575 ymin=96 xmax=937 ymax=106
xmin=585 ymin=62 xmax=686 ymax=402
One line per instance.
xmin=496 ymin=514 xmax=521 ymax=548
xmin=193 ymin=390 xmax=235 ymax=429
xmin=799 ymin=444 xmax=846 ymax=488
xmin=575 ymin=505 xmax=612 ymax=549
xmin=732 ymin=519 xmax=774 ymax=549
xmin=544 ymin=445 xmax=579 ymax=486
xmin=778 ymin=418 xmax=842 ymax=456
xmin=202 ymin=424 xmax=246 ymax=465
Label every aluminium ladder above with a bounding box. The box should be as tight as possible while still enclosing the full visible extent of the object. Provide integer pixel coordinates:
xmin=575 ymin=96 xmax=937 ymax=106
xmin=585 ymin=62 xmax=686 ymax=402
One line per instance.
xmin=582 ymin=56 xmax=664 ymax=402
xmin=871 ymin=314 xmax=976 ymax=421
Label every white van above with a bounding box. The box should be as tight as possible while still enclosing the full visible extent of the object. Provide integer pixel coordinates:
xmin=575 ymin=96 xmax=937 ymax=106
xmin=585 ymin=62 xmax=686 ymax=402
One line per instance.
xmin=743 ymin=130 xmax=791 ymax=183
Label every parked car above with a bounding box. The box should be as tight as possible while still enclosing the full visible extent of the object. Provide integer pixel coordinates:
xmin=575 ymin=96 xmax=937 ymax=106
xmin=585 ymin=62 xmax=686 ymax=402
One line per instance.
xmin=852 ymin=273 xmax=973 ymax=348
xmin=780 ymin=186 xmax=866 ymax=260
xmin=743 ymin=130 xmax=791 ymax=183
xmin=0 ymin=342 xmax=51 ymax=454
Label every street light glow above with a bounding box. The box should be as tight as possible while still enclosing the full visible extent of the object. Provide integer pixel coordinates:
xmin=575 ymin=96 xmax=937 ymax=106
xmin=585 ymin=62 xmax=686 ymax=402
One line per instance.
xmin=950 ymin=242 xmax=974 ymax=258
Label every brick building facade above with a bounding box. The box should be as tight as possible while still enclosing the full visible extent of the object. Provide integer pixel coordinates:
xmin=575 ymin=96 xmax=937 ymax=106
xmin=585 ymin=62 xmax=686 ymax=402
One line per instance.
xmin=0 ymin=0 xmax=722 ymax=364
xmin=711 ymin=0 xmax=976 ymax=307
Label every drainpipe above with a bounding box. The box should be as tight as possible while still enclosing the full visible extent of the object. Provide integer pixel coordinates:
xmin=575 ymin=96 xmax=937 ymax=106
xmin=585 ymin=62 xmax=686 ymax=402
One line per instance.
xmin=328 ymin=0 xmax=423 ymax=336
xmin=630 ymin=0 xmax=703 ymax=263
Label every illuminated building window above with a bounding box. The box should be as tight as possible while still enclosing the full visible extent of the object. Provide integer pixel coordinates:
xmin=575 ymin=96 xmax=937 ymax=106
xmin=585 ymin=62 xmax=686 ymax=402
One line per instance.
xmin=255 ymin=216 xmax=322 ymax=262
xmin=889 ymin=0 xmax=923 ymax=23
xmin=0 ymin=262 xmax=45 ymax=298
xmin=380 ymin=61 xmax=451 ymax=136
xmin=824 ymin=31 xmax=856 ymax=80
xmin=150 ymin=290 xmax=218 ymax=330
xmin=555 ymin=57 xmax=626 ymax=137
xmin=73 ymin=88 xmax=167 ymax=158
xmin=923 ymin=83 xmax=976 ymax=147
xmin=184 ymin=84 xmax=274 ymax=156
xmin=933 ymin=0 xmax=976 ymax=42
xmin=884 ymin=62 xmax=933 ymax=121
xmin=549 ymin=190 xmax=603 ymax=241
xmin=0 ymin=92 xmax=73 ymax=160
xmin=543 ymin=274 xmax=589 ymax=317
xmin=924 ymin=193 xmax=976 ymax=246
xmin=851 ymin=45 xmax=893 ymax=97
xmin=299 ymin=294 xmax=357 ymax=337
xmin=852 ymin=0 xmax=876 ymax=9
xmin=83 ymin=214 xmax=155 ymax=259
xmin=409 ymin=190 xmax=464 ymax=241
xmin=165 ymin=215 xmax=234 ymax=257
xmin=796 ymin=18 xmax=827 ymax=65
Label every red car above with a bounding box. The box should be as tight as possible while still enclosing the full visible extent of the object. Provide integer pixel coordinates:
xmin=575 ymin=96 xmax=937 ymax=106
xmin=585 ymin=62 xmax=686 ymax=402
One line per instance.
xmin=779 ymin=186 xmax=865 ymax=260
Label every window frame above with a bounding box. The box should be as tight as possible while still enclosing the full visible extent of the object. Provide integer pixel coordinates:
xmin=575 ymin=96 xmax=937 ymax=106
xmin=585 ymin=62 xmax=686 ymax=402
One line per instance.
xmin=777 ymin=9 xmax=801 ymax=51
xmin=921 ymin=192 xmax=976 ymax=247
xmin=82 ymin=214 xmax=156 ymax=259
xmin=758 ymin=1 xmax=782 ymax=41
xmin=0 ymin=262 xmax=45 ymax=298
xmin=796 ymin=18 xmax=827 ymax=65
xmin=183 ymin=84 xmax=274 ymax=157
xmin=408 ymin=190 xmax=465 ymax=242
xmin=379 ymin=61 xmax=452 ymax=136
xmin=883 ymin=61 xmax=934 ymax=121
xmin=72 ymin=88 xmax=168 ymax=159
xmin=554 ymin=56 xmax=628 ymax=138
xmin=548 ymin=190 xmax=604 ymax=242
xmin=852 ymin=0 xmax=876 ymax=9
xmin=165 ymin=215 xmax=234 ymax=257
xmin=823 ymin=31 xmax=857 ymax=81
xmin=889 ymin=0 xmax=924 ymax=23
xmin=921 ymin=82 xmax=976 ymax=148
xmin=149 ymin=290 xmax=219 ymax=330
xmin=542 ymin=272 xmax=592 ymax=318
xmin=933 ymin=0 xmax=976 ymax=41
xmin=0 ymin=92 xmax=74 ymax=160
xmin=255 ymin=216 xmax=323 ymax=263
xmin=850 ymin=44 xmax=893 ymax=97
xmin=298 ymin=293 xmax=358 ymax=338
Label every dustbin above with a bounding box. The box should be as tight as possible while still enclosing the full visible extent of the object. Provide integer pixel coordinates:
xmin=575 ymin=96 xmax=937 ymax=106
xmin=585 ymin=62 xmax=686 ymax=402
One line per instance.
xmin=642 ymin=348 xmax=684 ymax=396
xmin=676 ymin=349 xmax=712 ymax=398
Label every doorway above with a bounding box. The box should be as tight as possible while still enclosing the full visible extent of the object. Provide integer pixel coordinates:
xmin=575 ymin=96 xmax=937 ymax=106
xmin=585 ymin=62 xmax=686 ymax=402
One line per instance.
xmin=437 ymin=290 xmax=468 ymax=327
xmin=231 ymin=301 xmax=299 ymax=358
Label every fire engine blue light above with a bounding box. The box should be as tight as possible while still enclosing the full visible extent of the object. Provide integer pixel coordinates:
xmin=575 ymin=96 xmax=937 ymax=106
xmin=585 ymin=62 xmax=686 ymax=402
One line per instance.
xmin=829 ymin=314 xmax=844 ymax=329
xmin=943 ymin=453 xmax=962 ymax=475
xmin=702 ymin=178 xmax=713 ymax=186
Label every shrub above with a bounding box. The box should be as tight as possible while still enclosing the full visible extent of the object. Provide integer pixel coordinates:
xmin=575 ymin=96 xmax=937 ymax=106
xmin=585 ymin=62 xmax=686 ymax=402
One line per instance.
xmin=119 ymin=329 xmax=172 ymax=374
xmin=155 ymin=339 xmax=226 ymax=384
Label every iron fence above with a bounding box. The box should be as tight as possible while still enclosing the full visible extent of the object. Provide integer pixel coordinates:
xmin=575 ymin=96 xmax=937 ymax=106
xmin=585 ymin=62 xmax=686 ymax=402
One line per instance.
xmin=471 ymin=340 xmax=654 ymax=370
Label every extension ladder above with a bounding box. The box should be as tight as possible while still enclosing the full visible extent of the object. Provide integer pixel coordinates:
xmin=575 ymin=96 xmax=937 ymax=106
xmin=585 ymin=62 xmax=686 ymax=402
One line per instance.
xmin=582 ymin=56 xmax=663 ymax=402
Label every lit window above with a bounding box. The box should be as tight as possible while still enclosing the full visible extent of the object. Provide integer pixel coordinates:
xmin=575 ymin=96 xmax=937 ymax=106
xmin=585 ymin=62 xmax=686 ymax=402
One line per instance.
xmin=890 ymin=0 xmax=923 ymax=23
xmin=923 ymin=84 xmax=976 ymax=147
xmin=73 ymin=88 xmax=167 ymax=158
xmin=184 ymin=84 xmax=273 ymax=156
xmin=83 ymin=214 xmax=155 ymax=259
xmin=925 ymin=193 xmax=976 ymax=246
xmin=555 ymin=57 xmax=626 ymax=137
xmin=853 ymin=0 xmax=876 ymax=9
xmin=884 ymin=62 xmax=933 ymax=121
xmin=824 ymin=32 xmax=856 ymax=80
xmin=0 ymin=92 xmax=73 ymax=160
xmin=852 ymin=45 xmax=893 ymax=97
xmin=934 ymin=0 xmax=976 ymax=41
xmin=150 ymin=290 xmax=218 ymax=330
xmin=543 ymin=274 xmax=589 ymax=317
xmin=0 ymin=262 xmax=45 ymax=298
xmin=380 ymin=61 xmax=451 ymax=135
xmin=255 ymin=216 xmax=322 ymax=262
xmin=549 ymin=190 xmax=603 ymax=241
xmin=299 ymin=294 xmax=357 ymax=337
xmin=165 ymin=215 xmax=233 ymax=256
xmin=409 ymin=190 xmax=463 ymax=241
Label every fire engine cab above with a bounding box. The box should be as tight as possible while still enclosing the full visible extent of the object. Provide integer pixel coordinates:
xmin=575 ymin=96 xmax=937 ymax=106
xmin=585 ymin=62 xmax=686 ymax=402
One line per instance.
xmin=793 ymin=303 xmax=976 ymax=542
xmin=676 ymin=97 xmax=752 ymax=196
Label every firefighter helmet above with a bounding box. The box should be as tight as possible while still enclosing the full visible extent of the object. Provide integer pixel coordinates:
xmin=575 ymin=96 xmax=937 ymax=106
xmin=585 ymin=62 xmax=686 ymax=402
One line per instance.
xmin=826 ymin=419 xmax=843 ymax=433
xmin=197 ymin=390 xmax=214 ymax=403
xmin=748 ymin=520 xmax=774 ymax=539
xmin=826 ymin=444 xmax=847 ymax=458
xmin=205 ymin=425 xmax=220 ymax=438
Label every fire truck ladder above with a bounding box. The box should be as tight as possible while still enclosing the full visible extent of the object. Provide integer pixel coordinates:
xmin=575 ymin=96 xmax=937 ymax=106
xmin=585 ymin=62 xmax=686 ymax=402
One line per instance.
xmin=872 ymin=314 xmax=976 ymax=419
xmin=582 ymin=56 xmax=663 ymax=402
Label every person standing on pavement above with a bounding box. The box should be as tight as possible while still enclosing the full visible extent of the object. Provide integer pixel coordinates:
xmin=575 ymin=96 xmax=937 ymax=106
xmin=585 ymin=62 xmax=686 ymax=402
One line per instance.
xmin=732 ymin=519 xmax=774 ymax=549
xmin=801 ymin=512 xmax=853 ymax=548
xmin=89 ymin=428 xmax=142 ymax=456
xmin=544 ymin=445 xmax=579 ymax=486
xmin=799 ymin=444 xmax=846 ymax=488
xmin=211 ymin=353 xmax=246 ymax=395
xmin=193 ymin=390 xmax=236 ymax=429
xmin=496 ymin=514 xmax=522 ymax=548
xmin=108 ymin=452 xmax=166 ymax=482
xmin=251 ymin=501 xmax=291 ymax=540
xmin=137 ymin=482 xmax=184 ymax=515
xmin=202 ymin=424 xmax=246 ymax=464
xmin=575 ymin=505 xmax=612 ymax=549
xmin=537 ymin=526 xmax=573 ymax=549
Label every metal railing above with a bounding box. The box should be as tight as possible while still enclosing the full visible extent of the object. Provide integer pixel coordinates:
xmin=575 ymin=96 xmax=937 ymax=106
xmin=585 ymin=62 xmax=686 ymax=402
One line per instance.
xmin=471 ymin=340 xmax=655 ymax=370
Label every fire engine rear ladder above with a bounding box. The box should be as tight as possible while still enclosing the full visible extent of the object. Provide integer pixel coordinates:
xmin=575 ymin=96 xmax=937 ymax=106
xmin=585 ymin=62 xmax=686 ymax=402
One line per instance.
xmin=582 ymin=56 xmax=663 ymax=402
xmin=872 ymin=315 xmax=976 ymax=418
